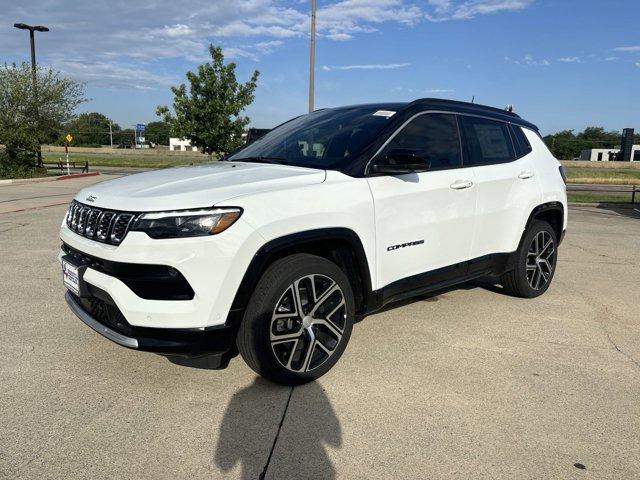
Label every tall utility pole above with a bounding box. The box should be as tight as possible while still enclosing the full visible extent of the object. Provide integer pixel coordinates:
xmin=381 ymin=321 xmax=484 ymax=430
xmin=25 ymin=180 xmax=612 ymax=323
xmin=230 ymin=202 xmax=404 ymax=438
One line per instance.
xmin=109 ymin=121 xmax=114 ymax=148
xmin=14 ymin=23 xmax=49 ymax=167
xmin=308 ymin=0 xmax=317 ymax=113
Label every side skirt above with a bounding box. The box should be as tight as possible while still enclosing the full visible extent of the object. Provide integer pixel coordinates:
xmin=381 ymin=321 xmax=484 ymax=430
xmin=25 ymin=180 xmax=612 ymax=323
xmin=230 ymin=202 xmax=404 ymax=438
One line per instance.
xmin=365 ymin=252 xmax=515 ymax=313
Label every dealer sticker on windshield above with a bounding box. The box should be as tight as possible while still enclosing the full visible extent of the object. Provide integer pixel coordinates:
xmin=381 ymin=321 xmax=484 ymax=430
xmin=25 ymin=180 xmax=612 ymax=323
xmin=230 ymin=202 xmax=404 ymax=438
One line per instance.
xmin=62 ymin=260 xmax=80 ymax=296
xmin=373 ymin=110 xmax=396 ymax=118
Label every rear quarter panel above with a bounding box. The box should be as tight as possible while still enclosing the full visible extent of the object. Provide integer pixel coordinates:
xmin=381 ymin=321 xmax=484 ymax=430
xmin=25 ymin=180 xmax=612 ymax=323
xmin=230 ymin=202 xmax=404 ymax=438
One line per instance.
xmin=523 ymin=128 xmax=568 ymax=232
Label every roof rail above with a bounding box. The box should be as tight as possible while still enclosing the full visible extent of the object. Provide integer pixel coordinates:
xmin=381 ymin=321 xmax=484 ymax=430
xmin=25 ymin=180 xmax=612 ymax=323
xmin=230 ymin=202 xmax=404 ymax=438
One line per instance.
xmin=407 ymin=98 xmax=522 ymax=119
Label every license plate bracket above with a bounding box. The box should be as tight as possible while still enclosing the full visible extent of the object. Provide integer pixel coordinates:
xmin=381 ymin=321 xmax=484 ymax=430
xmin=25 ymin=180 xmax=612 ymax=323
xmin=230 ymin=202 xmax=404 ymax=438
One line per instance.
xmin=61 ymin=255 xmax=89 ymax=297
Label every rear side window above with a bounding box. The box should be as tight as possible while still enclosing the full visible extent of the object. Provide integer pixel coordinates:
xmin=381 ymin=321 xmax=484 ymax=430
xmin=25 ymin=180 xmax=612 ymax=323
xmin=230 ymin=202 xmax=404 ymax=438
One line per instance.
xmin=510 ymin=124 xmax=533 ymax=158
xmin=460 ymin=116 xmax=515 ymax=165
xmin=383 ymin=113 xmax=462 ymax=171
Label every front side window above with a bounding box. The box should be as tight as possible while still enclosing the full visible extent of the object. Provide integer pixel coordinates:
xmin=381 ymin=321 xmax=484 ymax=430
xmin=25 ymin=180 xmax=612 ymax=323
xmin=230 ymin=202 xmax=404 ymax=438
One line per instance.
xmin=461 ymin=116 xmax=515 ymax=165
xmin=381 ymin=113 xmax=462 ymax=171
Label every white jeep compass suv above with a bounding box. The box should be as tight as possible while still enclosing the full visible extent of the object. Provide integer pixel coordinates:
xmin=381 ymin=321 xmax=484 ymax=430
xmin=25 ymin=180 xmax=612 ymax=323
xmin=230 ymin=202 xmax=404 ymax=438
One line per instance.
xmin=60 ymin=99 xmax=567 ymax=385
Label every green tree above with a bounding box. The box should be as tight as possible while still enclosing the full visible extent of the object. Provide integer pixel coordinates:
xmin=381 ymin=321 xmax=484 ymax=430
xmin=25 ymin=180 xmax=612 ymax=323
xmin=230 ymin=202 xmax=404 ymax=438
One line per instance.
xmin=64 ymin=112 xmax=120 ymax=146
xmin=112 ymin=128 xmax=135 ymax=146
xmin=0 ymin=62 xmax=85 ymax=177
xmin=544 ymin=126 xmax=629 ymax=160
xmin=145 ymin=121 xmax=171 ymax=145
xmin=157 ymin=45 xmax=259 ymax=155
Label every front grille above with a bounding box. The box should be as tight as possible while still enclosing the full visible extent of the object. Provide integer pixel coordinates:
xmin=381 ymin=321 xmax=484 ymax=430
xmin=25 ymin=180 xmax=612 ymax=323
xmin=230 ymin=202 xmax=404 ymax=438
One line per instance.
xmin=66 ymin=201 xmax=138 ymax=245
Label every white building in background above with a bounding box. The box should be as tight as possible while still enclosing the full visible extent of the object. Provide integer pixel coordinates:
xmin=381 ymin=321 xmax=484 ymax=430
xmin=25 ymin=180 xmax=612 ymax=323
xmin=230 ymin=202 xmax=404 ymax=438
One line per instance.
xmin=580 ymin=145 xmax=640 ymax=162
xmin=169 ymin=138 xmax=198 ymax=152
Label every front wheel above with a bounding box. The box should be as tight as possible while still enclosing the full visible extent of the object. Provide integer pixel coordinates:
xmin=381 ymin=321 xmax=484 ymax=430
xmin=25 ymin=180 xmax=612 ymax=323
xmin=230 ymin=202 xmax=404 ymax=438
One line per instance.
xmin=237 ymin=253 xmax=355 ymax=385
xmin=500 ymin=220 xmax=558 ymax=298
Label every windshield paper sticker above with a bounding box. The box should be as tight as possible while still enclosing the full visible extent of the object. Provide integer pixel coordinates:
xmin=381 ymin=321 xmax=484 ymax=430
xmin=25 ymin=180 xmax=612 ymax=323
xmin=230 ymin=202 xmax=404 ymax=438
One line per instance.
xmin=373 ymin=110 xmax=396 ymax=118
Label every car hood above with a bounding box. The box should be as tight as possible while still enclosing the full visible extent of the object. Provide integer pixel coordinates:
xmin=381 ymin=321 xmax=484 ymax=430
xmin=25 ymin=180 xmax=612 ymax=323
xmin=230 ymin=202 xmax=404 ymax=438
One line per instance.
xmin=75 ymin=162 xmax=326 ymax=211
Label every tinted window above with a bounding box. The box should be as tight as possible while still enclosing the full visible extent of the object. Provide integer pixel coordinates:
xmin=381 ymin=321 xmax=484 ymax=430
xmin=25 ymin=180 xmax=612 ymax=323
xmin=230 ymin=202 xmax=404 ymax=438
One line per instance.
xmin=510 ymin=124 xmax=533 ymax=157
xmin=383 ymin=113 xmax=462 ymax=170
xmin=461 ymin=116 xmax=515 ymax=165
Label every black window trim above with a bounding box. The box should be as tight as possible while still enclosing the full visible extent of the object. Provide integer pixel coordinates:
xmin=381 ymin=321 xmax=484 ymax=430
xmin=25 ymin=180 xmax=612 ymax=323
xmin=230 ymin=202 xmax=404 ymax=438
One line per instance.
xmin=508 ymin=123 xmax=533 ymax=160
xmin=365 ymin=110 xmax=525 ymax=175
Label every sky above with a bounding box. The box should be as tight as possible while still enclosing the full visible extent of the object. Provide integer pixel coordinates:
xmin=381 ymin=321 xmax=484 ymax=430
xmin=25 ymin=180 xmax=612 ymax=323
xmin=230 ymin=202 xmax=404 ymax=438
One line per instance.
xmin=1 ymin=0 xmax=639 ymax=135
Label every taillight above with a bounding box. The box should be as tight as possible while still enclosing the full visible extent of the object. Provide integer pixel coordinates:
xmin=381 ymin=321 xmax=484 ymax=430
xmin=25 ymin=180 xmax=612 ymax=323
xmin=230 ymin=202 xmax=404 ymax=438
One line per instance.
xmin=558 ymin=166 xmax=567 ymax=184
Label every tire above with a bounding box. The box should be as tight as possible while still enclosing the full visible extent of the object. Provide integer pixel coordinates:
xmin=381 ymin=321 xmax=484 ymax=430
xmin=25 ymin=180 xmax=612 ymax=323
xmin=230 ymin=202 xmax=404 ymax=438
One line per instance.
xmin=500 ymin=220 xmax=558 ymax=298
xmin=237 ymin=253 xmax=355 ymax=385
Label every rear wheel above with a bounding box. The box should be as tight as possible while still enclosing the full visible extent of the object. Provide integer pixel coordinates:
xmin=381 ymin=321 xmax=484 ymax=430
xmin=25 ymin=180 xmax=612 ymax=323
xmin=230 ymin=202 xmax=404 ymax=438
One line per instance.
xmin=237 ymin=253 xmax=355 ymax=385
xmin=500 ymin=220 xmax=558 ymax=298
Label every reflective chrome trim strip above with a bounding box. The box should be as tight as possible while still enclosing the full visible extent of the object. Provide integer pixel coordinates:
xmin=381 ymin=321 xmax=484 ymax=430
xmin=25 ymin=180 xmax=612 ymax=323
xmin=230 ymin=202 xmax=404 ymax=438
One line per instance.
xmin=65 ymin=291 xmax=139 ymax=348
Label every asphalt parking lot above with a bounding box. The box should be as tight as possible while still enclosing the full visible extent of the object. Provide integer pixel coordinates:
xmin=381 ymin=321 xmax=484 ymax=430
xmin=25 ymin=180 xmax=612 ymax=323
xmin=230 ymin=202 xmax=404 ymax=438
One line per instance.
xmin=1 ymin=176 xmax=639 ymax=479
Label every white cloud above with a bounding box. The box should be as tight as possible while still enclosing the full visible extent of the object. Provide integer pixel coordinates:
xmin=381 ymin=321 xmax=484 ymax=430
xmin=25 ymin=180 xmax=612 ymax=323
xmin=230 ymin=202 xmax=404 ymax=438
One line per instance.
xmin=425 ymin=88 xmax=455 ymax=93
xmin=322 ymin=62 xmax=411 ymax=71
xmin=636 ymin=62 xmax=640 ymax=69
xmin=49 ymin=57 xmax=179 ymax=90
xmin=0 ymin=0 xmax=425 ymax=89
xmin=603 ymin=57 xmax=618 ymax=62
xmin=614 ymin=46 xmax=640 ymax=53
xmin=506 ymin=54 xmax=550 ymax=67
xmin=557 ymin=56 xmax=580 ymax=63
xmin=426 ymin=0 xmax=534 ymax=21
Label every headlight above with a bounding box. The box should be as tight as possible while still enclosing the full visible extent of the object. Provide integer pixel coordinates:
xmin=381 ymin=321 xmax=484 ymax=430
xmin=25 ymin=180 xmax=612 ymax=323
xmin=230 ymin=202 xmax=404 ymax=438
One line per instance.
xmin=131 ymin=208 xmax=242 ymax=239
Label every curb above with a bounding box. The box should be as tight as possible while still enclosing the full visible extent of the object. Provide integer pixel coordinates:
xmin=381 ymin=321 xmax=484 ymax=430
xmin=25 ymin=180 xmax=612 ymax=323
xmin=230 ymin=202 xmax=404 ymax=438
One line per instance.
xmin=0 ymin=171 xmax=100 ymax=185
xmin=56 ymin=172 xmax=100 ymax=181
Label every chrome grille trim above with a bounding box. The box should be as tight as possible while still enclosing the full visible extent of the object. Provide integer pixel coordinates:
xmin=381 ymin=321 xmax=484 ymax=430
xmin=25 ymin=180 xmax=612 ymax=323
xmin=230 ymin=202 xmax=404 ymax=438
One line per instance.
xmin=65 ymin=201 xmax=137 ymax=245
xmin=110 ymin=213 xmax=136 ymax=245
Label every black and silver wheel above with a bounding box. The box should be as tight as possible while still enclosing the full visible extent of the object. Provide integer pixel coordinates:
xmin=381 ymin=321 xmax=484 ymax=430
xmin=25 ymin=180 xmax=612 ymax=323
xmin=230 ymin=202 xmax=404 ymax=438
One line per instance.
xmin=237 ymin=253 xmax=354 ymax=385
xmin=525 ymin=229 xmax=556 ymax=291
xmin=500 ymin=220 xmax=558 ymax=298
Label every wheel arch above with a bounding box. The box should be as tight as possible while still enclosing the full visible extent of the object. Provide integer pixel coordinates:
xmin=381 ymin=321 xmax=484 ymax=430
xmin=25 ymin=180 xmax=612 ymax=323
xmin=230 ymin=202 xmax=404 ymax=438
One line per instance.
xmin=227 ymin=228 xmax=374 ymax=327
xmin=526 ymin=201 xmax=565 ymax=244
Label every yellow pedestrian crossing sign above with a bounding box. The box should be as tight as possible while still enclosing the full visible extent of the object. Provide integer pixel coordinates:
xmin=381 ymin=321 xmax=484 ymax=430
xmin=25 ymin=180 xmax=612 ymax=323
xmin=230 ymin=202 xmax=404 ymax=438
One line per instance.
xmin=65 ymin=134 xmax=73 ymax=143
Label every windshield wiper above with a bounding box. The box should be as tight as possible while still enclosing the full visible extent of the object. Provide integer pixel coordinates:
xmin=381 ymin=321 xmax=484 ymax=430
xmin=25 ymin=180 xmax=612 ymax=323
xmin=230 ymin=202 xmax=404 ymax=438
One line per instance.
xmin=231 ymin=156 xmax=289 ymax=165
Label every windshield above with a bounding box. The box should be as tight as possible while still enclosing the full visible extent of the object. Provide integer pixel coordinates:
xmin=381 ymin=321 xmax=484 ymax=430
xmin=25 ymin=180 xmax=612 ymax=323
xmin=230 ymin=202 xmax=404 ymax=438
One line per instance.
xmin=228 ymin=107 xmax=396 ymax=169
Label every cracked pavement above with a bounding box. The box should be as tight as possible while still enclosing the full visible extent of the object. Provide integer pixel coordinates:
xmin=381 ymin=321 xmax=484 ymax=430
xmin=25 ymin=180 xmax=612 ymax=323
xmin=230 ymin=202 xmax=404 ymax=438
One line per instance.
xmin=1 ymin=178 xmax=639 ymax=479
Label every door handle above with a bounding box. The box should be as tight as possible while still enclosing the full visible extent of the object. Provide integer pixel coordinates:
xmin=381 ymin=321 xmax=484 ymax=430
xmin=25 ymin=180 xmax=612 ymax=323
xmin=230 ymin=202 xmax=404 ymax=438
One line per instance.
xmin=518 ymin=171 xmax=534 ymax=179
xmin=450 ymin=180 xmax=474 ymax=190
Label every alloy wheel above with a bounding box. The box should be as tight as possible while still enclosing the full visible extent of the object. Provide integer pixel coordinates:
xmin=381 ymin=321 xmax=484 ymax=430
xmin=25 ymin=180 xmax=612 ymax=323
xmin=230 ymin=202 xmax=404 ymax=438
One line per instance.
xmin=526 ymin=230 xmax=555 ymax=290
xmin=270 ymin=274 xmax=346 ymax=372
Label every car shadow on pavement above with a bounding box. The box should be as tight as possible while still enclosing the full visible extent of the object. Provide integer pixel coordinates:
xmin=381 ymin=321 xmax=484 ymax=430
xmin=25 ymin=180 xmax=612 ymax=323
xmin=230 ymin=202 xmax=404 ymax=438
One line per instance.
xmin=594 ymin=204 xmax=640 ymax=220
xmin=214 ymin=378 xmax=342 ymax=479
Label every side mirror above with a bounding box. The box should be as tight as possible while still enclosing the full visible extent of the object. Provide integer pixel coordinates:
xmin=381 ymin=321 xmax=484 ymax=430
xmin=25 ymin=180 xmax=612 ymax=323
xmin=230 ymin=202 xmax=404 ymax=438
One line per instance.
xmin=371 ymin=150 xmax=430 ymax=175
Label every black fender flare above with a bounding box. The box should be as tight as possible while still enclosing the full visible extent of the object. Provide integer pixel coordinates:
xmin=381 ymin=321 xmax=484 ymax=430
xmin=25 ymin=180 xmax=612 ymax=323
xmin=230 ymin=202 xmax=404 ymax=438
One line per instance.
xmin=225 ymin=228 xmax=374 ymax=327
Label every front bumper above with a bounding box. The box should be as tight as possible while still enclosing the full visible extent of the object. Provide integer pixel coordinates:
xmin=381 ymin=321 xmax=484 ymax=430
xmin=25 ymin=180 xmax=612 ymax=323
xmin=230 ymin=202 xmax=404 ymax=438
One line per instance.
xmin=59 ymin=215 xmax=263 ymax=329
xmin=65 ymin=290 xmax=237 ymax=358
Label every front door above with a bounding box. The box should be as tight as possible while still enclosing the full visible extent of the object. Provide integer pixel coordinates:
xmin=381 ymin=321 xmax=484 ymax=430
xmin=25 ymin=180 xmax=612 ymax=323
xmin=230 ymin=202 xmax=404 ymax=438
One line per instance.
xmin=366 ymin=113 xmax=477 ymax=290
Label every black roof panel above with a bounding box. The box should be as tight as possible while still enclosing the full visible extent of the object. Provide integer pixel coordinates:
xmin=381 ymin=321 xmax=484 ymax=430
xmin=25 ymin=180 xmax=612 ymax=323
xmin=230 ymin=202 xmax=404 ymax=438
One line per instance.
xmin=325 ymin=98 xmax=538 ymax=131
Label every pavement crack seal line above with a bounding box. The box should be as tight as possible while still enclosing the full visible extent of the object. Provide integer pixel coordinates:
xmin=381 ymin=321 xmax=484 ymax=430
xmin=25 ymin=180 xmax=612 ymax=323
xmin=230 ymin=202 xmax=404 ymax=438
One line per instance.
xmin=259 ymin=386 xmax=294 ymax=480
xmin=574 ymin=286 xmax=640 ymax=371
xmin=604 ymin=328 xmax=640 ymax=370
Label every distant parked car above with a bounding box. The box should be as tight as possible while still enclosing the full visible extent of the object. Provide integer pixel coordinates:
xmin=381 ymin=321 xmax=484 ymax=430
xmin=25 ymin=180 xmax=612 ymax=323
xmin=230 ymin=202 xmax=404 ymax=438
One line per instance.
xmin=116 ymin=142 xmax=132 ymax=149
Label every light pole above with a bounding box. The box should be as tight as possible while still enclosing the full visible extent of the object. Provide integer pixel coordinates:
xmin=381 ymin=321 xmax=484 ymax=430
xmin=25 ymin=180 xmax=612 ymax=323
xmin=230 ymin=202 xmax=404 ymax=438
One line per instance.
xmin=308 ymin=0 xmax=316 ymax=113
xmin=14 ymin=23 xmax=49 ymax=167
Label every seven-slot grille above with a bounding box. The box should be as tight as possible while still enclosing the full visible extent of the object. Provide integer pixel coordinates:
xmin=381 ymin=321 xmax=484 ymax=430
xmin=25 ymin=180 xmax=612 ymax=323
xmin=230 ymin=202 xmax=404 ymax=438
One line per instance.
xmin=66 ymin=201 xmax=137 ymax=245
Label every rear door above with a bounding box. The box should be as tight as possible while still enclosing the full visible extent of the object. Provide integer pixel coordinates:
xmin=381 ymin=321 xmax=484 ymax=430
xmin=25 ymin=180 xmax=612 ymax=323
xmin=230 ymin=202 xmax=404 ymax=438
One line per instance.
xmin=366 ymin=113 xmax=477 ymax=289
xmin=459 ymin=116 xmax=542 ymax=258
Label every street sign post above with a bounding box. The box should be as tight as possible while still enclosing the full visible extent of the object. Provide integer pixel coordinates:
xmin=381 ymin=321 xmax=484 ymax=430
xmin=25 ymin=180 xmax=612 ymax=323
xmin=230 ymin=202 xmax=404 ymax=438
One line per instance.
xmin=65 ymin=134 xmax=73 ymax=175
